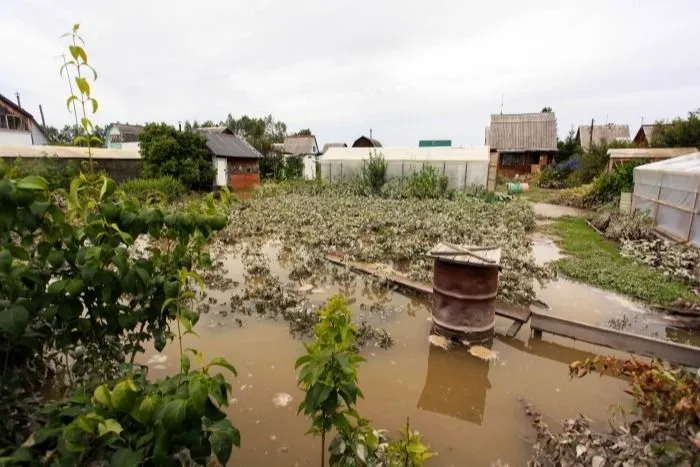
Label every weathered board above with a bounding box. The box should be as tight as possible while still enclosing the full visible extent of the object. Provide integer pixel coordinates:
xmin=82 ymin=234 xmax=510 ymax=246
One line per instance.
xmin=324 ymin=254 xmax=531 ymax=336
xmin=530 ymin=312 xmax=700 ymax=367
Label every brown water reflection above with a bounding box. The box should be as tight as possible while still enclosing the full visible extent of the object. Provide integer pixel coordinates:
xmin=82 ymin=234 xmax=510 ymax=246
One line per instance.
xmin=142 ymin=293 xmax=632 ymax=466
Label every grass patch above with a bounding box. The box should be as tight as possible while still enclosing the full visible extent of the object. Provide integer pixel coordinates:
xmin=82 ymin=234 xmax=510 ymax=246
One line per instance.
xmin=547 ymin=217 xmax=697 ymax=305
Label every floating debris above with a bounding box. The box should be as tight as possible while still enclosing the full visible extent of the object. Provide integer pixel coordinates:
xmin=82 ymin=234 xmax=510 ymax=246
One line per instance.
xmin=272 ymin=392 xmax=293 ymax=408
xmin=428 ymin=334 xmax=451 ymax=350
xmin=469 ymin=345 xmax=498 ymax=361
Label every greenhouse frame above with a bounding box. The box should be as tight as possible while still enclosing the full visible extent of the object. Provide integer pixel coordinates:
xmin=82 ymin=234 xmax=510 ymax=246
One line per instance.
xmin=318 ymin=146 xmax=492 ymax=190
xmin=632 ymin=151 xmax=700 ymax=247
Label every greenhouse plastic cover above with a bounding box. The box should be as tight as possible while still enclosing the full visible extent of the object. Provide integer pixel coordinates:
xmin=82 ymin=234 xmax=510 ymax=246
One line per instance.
xmin=633 ymin=152 xmax=700 ymax=247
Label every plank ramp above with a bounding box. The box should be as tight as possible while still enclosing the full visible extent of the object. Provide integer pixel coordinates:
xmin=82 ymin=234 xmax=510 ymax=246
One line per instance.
xmin=325 ymin=254 xmax=531 ymax=336
xmin=530 ymin=312 xmax=700 ymax=367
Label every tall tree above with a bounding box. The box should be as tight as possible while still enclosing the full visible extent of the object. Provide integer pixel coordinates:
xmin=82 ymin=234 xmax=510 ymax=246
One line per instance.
xmin=291 ymin=128 xmax=313 ymax=136
xmin=541 ymin=106 xmax=552 ymax=113
xmin=139 ymin=123 xmax=214 ymax=190
xmin=651 ymin=111 xmax=700 ymax=148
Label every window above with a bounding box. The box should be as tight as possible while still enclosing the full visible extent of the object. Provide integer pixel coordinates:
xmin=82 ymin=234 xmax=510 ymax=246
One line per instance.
xmin=0 ymin=115 xmax=26 ymax=131
xmin=110 ymin=134 xmax=123 ymax=143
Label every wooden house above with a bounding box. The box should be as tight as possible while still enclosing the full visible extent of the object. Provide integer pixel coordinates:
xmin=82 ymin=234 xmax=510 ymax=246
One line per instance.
xmin=486 ymin=112 xmax=557 ymax=178
xmin=0 ymin=93 xmax=48 ymax=146
xmin=575 ymin=124 xmax=630 ymax=151
xmin=198 ymin=127 xmax=263 ymax=190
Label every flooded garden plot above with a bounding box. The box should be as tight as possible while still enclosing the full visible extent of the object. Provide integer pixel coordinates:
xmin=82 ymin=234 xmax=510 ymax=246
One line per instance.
xmin=139 ymin=193 xmax=684 ymax=465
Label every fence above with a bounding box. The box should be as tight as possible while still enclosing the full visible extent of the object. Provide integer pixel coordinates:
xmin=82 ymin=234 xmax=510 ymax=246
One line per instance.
xmin=319 ymin=160 xmax=489 ymax=190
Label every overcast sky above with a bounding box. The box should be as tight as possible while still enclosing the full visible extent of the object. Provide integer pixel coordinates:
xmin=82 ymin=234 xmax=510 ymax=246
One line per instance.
xmin=2 ymin=0 xmax=699 ymax=147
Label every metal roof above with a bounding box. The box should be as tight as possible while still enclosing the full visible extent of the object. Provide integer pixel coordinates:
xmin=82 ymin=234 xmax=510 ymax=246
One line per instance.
xmin=0 ymin=144 xmax=140 ymax=160
xmin=576 ymin=124 xmax=630 ymax=151
xmin=488 ymin=113 xmax=557 ymax=152
xmin=282 ymin=135 xmax=319 ymax=155
xmin=352 ymin=136 xmax=383 ymax=148
xmin=199 ymin=131 xmax=263 ymax=159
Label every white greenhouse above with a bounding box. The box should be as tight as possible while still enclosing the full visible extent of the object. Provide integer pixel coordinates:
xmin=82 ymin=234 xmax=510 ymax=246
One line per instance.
xmin=632 ymin=151 xmax=700 ymax=247
xmin=318 ymin=146 xmax=492 ymax=189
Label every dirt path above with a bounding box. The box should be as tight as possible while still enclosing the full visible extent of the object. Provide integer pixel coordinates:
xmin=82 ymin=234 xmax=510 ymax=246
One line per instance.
xmin=533 ymin=202 xmax=589 ymax=218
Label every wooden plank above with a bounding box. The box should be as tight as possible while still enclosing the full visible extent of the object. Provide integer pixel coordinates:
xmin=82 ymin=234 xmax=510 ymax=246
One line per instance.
xmin=506 ymin=321 xmax=523 ymax=337
xmin=530 ymin=312 xmax=700 ymax=367
xmin=325 ymin=254 xmax=531 ymax=324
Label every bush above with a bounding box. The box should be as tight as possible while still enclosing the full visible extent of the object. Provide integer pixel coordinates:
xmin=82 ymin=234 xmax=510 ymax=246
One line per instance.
xmin=120 ymin=176 xmax=187 ymax=202
xmin=361 ymin=151 xmax=387 ymax=194
xmin=534 ymin=167 xmax=564 ymax=189
xmin=394 ymin=166 xmax=452 ymax=199
xmin=284 ymin=155 xmax=304 ymax=179
xmin=139 ymin=123 xmax=215 ymax=190
xmin=0 ymin=156 xmax=81 ymax=191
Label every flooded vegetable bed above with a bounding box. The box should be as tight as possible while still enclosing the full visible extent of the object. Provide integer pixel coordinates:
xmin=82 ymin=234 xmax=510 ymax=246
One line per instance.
xmin=139 ymin=243 xmax=641 ymax=467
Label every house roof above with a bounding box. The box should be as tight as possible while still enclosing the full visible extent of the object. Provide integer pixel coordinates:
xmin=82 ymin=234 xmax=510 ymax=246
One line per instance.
xmin=487 ymin=113 xmax=557 ymax=152
xmin=282 ymin=135 xmax=319 ymax=155
xmin=576 ymin=124 xmax=630 ymax=151
xmin=0 ymin=92 xmax=49 ymax=142
xmin=109 ymin=123 xmax=145 ymax=135
xmin=352 ymin=136 xmax=383 ymax=148
xmin=322 ymin=142 xmax=347 ymax=153
xmin=198 ymin=130 xmax=263 ymax=159
xmin=0 ymin=144 xmax=140 ymax=159
xmin=198 ymin=126 xmax=232 ymax=134
xmin=633 ymin=124 xmax=669 ymax=144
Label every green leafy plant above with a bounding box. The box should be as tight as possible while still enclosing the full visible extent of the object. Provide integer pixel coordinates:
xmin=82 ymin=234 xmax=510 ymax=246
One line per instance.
xmin=399 ymin=166 xmax=452 ymax=200
xmin=120 ymin=176 xmax=187 ymax=203
xmin=362 ymin=151 xmax=388 ymax=195
xmin=296 ymin=295 xmax=366 ymax=466
xmin=60 ymin=24 xmax=102 ymax=154
xmin=382 ymin=418 xmax=434 ymax=466
xmin=295 ymin=296 xmax=434 ymax=466
xmin=0 ymin=23 xmax=241 ymax=463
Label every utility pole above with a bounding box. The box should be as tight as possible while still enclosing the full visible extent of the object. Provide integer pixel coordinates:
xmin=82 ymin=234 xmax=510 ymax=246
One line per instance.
xmin=500 ymin=95 xmax=504 ymax=114
xmin=369 ymin=128 xmax=373 ymax=140
xmin=62 ymin=54 xmax=80 ymax=129
xmin=15 ymin=92 xmax=22 ymax=108
xmin=589 ymin=118 xmax=594 ymax=150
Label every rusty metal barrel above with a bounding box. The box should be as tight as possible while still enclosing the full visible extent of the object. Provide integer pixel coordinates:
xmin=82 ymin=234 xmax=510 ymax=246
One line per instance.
xmin=428 ymin=243 xmax=501 ymax=345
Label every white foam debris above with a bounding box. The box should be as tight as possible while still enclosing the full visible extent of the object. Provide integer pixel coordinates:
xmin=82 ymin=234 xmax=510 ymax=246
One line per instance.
xmin=272 ymin=392 xmax=293 ymax=408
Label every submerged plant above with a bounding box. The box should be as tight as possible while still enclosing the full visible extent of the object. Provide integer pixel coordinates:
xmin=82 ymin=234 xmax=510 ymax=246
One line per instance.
xmin=295 ymin=296 xmax=366 ymax=465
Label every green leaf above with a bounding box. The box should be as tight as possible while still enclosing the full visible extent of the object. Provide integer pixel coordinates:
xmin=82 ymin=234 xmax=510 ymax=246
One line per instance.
xmin=0 ymin=305 xmax=29 ymax=338
xmin=47 ymin=249 xmax=65 ymax=268
xmin=30 ymin=200 xmax=50 ymax=217
xmin=74 ymin=414 xmax=96 ymax=434
xmin=48 ymin=278 xmax=69 ymax=294
xmin=90 ymin=98 xmax=99 ymax=114
xmin=66 ymin=278 xmax=84 ymax=296
xmin=80 ymin=117 xmax=93 ymax=132
xmin=188 ymin=376 xmax=208 ymax=410
xmin=7 ymin=245 xmax=29 ymax=261
xmin=163 ymin=280 xmax=179 ymax=298
xmin=0 ymin=249 xmax=11 ymax=272
xmin=295 ymin=354 xmax=311 ymax=369
xmin=206 ymin=357 xmax=237 ymax=376
xmin=17 ymin=175 xmax=48 ymax=191
xmin=112 ymin=380 xmax=137 ymax=413
xmin=180 ymin=354 xmax=191 ymax=374
xmin=158 ymin=399 xmax=187 ymax=428
xmin=66 ymin=95 xmax=78 ymax=112
xmin=110 ymin=448 xmax=141 ymax=467
xmin=97 ymin=419 xmax=123 ymax=437
xmin=75 ymin=77 xmax=90 ymax=97
xmin=100 ymin=178 xmax=116 ymax=201
xmin=208 ymin=419 xmax=240 ymax=464
xmin=69 ymin=45 xmax=87 ymax=63
xmin=130 ymin=394 xmax=159 ymax=425
xmin=73 ymin=23 xmax=80 ymax=32
xmin=93 ymin=385 xmax=113 ymax=408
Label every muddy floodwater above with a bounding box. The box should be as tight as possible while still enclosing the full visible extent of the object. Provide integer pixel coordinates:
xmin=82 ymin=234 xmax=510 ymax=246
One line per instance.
xmin=133 ymin=234 xmax=700 ymax=467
